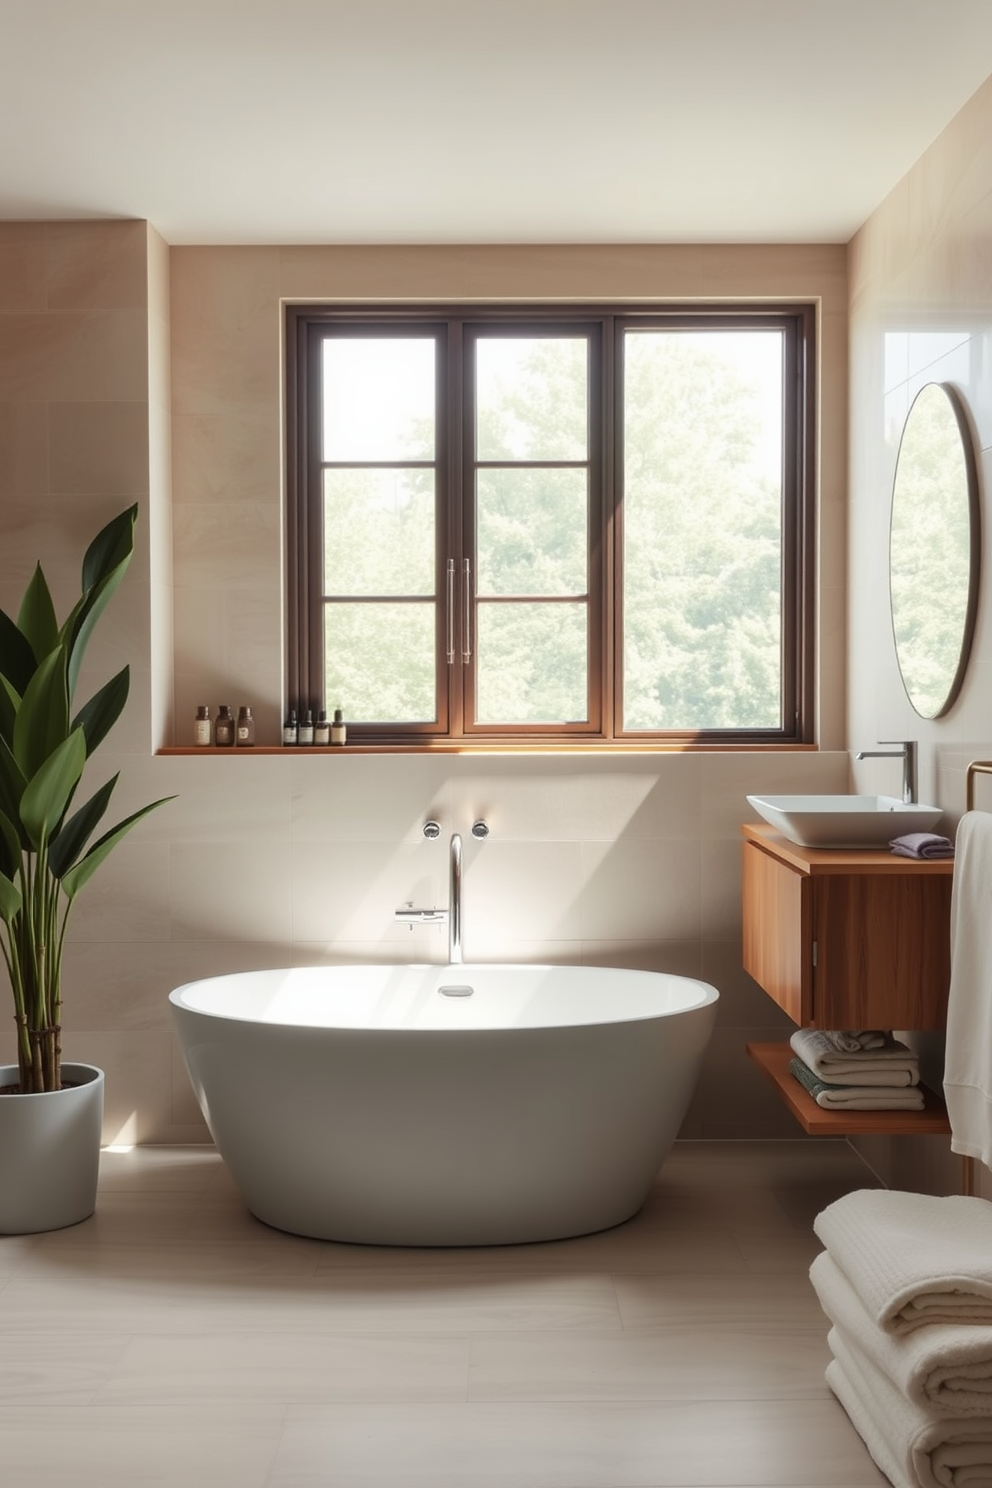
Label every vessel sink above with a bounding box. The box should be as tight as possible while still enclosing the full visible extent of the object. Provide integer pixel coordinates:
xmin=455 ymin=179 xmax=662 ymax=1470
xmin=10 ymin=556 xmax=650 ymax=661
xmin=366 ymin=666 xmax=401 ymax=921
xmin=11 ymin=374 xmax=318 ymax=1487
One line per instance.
xmin=745 ymin=794 xmax=943 ymax=849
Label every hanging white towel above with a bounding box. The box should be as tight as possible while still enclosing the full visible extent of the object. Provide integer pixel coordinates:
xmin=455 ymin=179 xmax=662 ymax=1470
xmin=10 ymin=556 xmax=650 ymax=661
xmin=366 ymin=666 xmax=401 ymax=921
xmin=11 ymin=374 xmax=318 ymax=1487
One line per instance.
xmin=944 ymin=811 xmax=992 ymax=1166
xmin=813 ymin=1189 xmax=992 ymax=1333
xmin=827 ymin=1326 xmax=992 ymax=1488
xmin=811 ymin=1251 xmax=992 ymax=1416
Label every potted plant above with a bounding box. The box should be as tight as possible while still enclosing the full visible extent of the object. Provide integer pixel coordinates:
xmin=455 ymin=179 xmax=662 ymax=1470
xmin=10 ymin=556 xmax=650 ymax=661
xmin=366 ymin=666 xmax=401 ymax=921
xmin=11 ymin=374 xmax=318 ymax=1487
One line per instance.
xmin=0 ymin=504 xmax=172 ymax=1231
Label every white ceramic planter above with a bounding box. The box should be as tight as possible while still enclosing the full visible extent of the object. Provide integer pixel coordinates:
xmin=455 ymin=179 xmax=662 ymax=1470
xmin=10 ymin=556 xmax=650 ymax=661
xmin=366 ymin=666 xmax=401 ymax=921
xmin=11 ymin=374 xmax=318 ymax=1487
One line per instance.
xmin=0 ymin=1062 xmax=104 ymax=1233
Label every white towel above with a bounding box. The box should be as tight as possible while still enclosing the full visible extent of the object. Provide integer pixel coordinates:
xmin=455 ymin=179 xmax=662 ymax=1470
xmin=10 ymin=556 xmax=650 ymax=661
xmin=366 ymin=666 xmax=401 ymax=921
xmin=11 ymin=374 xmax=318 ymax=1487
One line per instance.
xmin=790 ymin=1028 xmax=920 ymax=1085
xmin=813 ymin=1189 xmax=992 ymax=1333
xmin=811 ymin=1251 xmax=992 ymax=1416
xmin=827 ymin=1326 xmax=992 ymax=1488
xmin=944 ymin=811 xmax=992 ymax=1166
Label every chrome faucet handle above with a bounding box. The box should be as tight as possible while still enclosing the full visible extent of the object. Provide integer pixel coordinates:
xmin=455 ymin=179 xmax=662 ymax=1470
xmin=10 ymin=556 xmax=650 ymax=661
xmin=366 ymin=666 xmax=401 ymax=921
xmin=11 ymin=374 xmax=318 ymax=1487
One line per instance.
xmin=395 ymin=904 xmax=447 ymax=923
xmin=423 ymin=820 xmax=441 ymax=839
xmin=471 ymin=820 xmax=489 ymax=839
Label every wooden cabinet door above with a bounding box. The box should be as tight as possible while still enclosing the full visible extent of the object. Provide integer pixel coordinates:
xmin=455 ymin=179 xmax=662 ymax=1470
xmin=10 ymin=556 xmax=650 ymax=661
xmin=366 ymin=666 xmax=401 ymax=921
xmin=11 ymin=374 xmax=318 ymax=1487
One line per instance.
xmin=812 ymin=873 xmax=952 ymax=1030
xmin=742 ymin=841 xmax=811 ymax=1024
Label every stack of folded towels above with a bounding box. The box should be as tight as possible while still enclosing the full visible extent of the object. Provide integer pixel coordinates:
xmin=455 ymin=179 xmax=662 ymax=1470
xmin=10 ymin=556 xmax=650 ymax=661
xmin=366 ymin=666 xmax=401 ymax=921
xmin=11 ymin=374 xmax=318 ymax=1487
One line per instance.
xmin=789 ymin=1028 xmax=924 ymax=1111
xmin=811 ymin=1189 xmax=992 ymax=1488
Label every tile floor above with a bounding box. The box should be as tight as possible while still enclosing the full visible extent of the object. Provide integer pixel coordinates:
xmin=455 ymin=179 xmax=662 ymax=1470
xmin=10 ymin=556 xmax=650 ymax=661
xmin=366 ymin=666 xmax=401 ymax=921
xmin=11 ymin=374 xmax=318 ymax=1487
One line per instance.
xmin=0 ymin=1139 xmax=890 ymax=1488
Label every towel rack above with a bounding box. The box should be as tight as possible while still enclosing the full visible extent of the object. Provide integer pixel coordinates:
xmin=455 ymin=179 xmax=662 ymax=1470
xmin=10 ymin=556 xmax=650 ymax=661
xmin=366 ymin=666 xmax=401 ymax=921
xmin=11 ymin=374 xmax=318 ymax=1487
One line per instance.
xmin=967 ymin=761 xmax=992 ymax=811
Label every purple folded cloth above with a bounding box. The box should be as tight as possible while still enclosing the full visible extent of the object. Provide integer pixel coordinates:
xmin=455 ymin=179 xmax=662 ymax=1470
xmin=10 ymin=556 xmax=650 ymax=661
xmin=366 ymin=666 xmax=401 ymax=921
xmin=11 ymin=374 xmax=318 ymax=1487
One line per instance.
xmin=890 ymin=832 xmax=954 ymax=860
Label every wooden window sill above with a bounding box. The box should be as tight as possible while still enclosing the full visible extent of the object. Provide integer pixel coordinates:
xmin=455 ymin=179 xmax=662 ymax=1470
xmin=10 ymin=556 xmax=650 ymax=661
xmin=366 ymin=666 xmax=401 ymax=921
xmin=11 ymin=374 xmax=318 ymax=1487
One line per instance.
xmin=156 ymin=742 xmax=820 ymax=757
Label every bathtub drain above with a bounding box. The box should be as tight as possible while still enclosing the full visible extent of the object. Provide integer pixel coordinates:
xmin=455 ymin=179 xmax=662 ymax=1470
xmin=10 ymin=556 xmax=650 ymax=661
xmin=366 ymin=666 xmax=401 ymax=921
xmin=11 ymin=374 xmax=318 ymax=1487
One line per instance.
xmin=439 ymin=984 xmax=474 ymax=997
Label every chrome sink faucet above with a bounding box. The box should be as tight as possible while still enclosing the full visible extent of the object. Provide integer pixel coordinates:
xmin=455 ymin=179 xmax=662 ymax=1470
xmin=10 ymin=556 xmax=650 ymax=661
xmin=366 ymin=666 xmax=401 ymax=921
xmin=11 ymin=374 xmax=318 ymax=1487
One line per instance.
xmin=855 ymin=739 xmax=918 ymax=805
xmin=395 ymin=820 xmax=488 ymax=965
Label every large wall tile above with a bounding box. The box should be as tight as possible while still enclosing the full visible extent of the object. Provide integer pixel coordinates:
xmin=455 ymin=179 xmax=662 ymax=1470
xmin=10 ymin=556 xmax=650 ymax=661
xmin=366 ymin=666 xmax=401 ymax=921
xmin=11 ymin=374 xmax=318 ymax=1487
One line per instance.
xmin=49 ymin=401 xmax=150 ymax=495
xmin=447 ymin=755 xmax=702 ymax=843
xmin=169 ymin=841 xmax=294 ymax=945
xmin=0 ymin=223 xmax=47 ymax=309
xmin=291 ymin=755 xmax=453 ymax=843
xmin=0 ymin=310 xmax=148 ymax=403
xmin=45 ymin=220 xmax=149 ymax=310
xmin=0 ymin=400 xmax=48 ymax=494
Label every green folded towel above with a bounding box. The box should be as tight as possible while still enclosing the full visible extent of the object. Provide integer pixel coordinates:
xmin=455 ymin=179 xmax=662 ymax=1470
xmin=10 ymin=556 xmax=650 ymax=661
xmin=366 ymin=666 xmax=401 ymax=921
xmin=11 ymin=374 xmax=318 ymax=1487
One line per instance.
xmin=788 ymin=1056 xmax=925 ymax=1110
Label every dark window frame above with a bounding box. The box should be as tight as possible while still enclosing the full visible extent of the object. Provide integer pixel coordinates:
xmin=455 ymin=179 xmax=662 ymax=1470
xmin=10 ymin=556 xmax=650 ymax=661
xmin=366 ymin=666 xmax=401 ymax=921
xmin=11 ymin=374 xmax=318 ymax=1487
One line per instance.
xmin=285 ymin=302 xmax=816 ymax=748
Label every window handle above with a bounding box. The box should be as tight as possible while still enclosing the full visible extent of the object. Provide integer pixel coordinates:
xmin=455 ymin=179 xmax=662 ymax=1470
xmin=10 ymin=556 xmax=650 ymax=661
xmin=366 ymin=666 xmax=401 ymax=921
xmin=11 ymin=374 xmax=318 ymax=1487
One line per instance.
xmin=462 ymin=558 xmax=472 ymax=663
xmin=446 ymin=559 xmax=455 ymax=664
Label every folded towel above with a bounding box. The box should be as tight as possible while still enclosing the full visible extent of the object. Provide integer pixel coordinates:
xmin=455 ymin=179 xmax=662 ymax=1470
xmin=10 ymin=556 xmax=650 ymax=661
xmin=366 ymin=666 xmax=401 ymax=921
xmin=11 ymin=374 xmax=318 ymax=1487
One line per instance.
xmin=827 ymin=1325 xmax=992 ymax=1488
xmin=790 ymin=1028 xmax=920 ymax=1085
xmin=790 ymin=1057 xmax=925 ymax=1110
xmin=891 ymin=832 xmax=955 ymax=860
xmin=814 ymin=1189 xmax=992 ymax=1334
xmin=811 ymin=1251 xmax=992 ymax=1416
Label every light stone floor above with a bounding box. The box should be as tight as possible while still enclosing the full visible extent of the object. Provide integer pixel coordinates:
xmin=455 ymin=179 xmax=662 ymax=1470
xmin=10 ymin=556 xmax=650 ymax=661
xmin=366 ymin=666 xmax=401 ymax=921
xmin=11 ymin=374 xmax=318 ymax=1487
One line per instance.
xmin=0 ymin=1139 xmax=891 ymax=1488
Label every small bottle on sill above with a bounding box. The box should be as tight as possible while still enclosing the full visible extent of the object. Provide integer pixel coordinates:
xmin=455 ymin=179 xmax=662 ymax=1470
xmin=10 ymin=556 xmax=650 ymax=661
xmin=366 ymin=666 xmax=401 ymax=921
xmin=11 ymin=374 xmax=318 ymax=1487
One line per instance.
xmin=313 ymin=709 xmax=330 ymax=747
xmin=282 ymin=710 xmax=298 ymax=746
xmin=214 ymin=705 xmax=235 ymax=747
xmin=331 ymin=707 xmax=347 ymax=746
xmin=298 ymin=709 xmax=315 ymax=746
xmin=236 ymin=706 xmax=256 ymax=747
xmin=193 ymin=705 xmax=212 ymax=747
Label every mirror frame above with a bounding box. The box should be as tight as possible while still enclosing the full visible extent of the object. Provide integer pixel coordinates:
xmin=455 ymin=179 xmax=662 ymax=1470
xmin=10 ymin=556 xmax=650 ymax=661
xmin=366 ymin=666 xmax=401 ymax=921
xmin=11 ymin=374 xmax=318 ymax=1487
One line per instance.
xmin=889 ymin=381 xmax=982 ymax=719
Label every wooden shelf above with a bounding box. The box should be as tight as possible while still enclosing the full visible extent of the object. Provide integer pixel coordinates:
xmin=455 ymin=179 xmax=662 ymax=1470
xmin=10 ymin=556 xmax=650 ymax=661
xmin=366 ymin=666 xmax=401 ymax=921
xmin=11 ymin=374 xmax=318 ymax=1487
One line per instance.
xmin=746 ymin=1041 xmax=952 ymax=1136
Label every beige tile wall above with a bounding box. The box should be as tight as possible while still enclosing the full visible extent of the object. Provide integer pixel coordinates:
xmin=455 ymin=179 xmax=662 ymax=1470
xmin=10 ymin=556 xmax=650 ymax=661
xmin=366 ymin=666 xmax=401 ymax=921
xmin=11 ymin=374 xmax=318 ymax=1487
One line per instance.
xmin=0 ymin=226 xmax=849 ymax=1141
xmin=848 ymin=71 xmax=992 ymax=1194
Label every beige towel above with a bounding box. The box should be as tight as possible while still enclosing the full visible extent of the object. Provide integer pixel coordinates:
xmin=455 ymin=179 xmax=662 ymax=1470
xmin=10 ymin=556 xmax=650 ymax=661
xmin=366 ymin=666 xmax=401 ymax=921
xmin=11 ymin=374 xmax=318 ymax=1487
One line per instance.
xmin=790 ymin=1028 xmax=919 ymax=1085
xmin=944 ymin=811 xmax=992 ymax=1165
xmin=813 ymin=1189 xmax=992 ymax=1333
xmin=811 ymin=1250 xmax=992 ymax=1416
xmin=790 ymin=1056 xmax=924 ymax=1110
xmin=827 ymin=1326 xmax=992 ymax=1488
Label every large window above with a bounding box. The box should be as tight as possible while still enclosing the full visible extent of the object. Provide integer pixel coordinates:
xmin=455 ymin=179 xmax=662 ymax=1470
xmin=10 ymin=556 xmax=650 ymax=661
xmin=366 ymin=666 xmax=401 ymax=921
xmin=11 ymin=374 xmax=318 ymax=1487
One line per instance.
xmin=286 ymin=305 xmax=814 ymax=747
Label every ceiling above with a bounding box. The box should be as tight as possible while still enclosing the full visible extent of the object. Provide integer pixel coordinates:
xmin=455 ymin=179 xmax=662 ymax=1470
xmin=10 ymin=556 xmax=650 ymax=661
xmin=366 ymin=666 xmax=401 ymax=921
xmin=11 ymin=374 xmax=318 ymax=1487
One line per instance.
xmin=3 ymin=0 xmax=992 ymax=246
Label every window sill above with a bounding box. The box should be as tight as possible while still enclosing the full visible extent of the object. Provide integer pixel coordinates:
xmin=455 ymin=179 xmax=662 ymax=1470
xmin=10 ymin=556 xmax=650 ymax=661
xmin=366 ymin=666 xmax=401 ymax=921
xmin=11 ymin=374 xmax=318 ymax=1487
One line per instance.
xmin=157 ymin=741 xmax=818 ymax=757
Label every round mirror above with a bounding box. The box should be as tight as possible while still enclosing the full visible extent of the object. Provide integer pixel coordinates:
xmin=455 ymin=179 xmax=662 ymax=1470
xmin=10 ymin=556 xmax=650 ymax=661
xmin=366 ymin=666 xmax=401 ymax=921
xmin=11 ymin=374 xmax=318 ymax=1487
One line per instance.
xmin=889 ymin=382 xmax=981 ymax=719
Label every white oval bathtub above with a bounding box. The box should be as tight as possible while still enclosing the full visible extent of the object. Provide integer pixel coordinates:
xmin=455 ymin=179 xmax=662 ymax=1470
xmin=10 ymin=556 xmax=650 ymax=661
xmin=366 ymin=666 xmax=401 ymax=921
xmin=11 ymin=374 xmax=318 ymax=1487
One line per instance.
xmin=169 ymin=964 xmax=718 ymax=1246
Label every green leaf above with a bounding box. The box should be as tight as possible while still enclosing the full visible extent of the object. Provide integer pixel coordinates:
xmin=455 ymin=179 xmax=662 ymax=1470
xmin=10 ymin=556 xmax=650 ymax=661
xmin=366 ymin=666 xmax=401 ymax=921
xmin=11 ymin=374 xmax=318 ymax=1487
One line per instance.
xmin=61 ymin=795 xmax=175 ymax=902
xmin=72 ymin=667 xmax=129 ymax=756
xmin=19 ymin=729 xmax=87 ymax=848
xmin=0 ymin=807 xmax=21 ymax=881
xmin=64 ymin=562 xmax=132 ymax=701
xmin=17 ymin=564 xmax=60 ymax=665
xmin=49 ymin=773 xmax=118 ymax=878
xmin=62 ymin=506 xmax=137 ymax=699
xmin=82 ymin=504 xmax=138 ymax=594
xmin=13 ymin=647 xmax=69 ymax=780
xmin=0 ymin=870 xmax=21 ymax=926
xmin=0 ymin=675 xmax=17 ymax=750
xmin=0 ymin=605 xmax=36 ymax=696
xmin=0 ymin=739 xmax=28 ymax=849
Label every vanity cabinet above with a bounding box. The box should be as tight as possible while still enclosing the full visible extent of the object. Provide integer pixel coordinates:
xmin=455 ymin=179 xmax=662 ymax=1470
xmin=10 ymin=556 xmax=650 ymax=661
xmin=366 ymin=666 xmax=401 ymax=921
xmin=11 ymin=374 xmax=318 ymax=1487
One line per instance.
xmin=742 ymin=823 xmax=953 ymax=1030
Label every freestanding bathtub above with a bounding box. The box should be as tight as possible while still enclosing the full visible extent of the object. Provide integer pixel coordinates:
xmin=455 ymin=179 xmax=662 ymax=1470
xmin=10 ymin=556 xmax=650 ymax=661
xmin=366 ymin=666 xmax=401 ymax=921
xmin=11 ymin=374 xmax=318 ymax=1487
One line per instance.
xmin=169 ymin=964 xmax=718 ymax=1246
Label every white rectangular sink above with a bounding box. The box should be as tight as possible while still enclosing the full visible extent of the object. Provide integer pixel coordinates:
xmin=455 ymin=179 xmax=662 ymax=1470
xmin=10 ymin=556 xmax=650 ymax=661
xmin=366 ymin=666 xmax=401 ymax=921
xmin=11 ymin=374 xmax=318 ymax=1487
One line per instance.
xmin=746 ymin=794 xmax=943 ymax=849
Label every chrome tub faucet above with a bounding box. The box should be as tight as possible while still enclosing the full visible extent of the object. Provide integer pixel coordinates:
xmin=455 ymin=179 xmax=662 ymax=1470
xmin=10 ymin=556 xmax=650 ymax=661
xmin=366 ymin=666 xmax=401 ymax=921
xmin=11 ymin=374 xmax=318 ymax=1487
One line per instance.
xmin=395 ymin=820 xmax=488 ymax=965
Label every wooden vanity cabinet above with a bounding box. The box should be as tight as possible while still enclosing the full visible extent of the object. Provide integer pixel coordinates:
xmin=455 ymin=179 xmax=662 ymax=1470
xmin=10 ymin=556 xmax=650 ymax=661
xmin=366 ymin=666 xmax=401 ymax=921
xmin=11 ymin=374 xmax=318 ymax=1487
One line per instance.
xmin=742 ymin=823 xmax=953 ymax=1030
